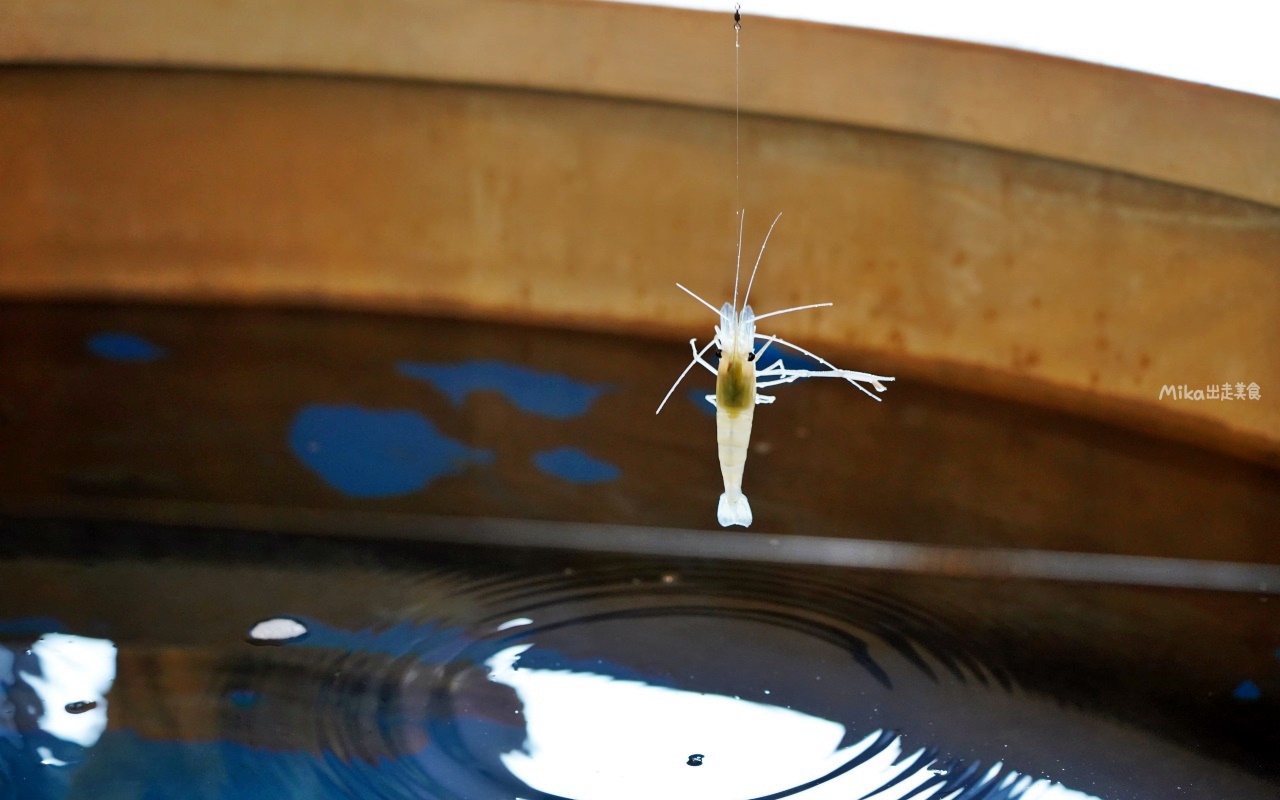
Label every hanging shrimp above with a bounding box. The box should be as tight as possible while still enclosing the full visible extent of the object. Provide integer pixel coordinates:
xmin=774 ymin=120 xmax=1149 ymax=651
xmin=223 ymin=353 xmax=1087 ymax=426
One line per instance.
xmin=656 ymin=212 xmax=894 ymax=527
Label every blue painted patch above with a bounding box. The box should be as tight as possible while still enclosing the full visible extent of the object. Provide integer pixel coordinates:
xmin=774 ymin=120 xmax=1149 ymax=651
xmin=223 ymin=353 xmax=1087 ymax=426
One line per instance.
xmin=87 ymin=332 xmax=167 ymax=362
xmin=688 ymin=387 xmax=716 ymax=417
xmin=1233 ymin=679 xmax=1261 ymax=701
xmin=288 ymin=404 xmax=490 ymax=498
xmin=532 ymin=447 xmax=620 ymax=484
xmin=397 ymin=360 xmax=608 ymax=420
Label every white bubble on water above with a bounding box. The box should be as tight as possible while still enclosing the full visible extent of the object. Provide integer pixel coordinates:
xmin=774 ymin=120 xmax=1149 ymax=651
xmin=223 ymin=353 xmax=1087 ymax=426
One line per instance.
xmin=247 ymin=618 xmax=309 ymax=644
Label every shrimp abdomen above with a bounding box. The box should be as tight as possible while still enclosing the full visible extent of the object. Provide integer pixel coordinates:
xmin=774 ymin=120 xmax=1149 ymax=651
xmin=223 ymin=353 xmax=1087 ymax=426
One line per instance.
xmin=715 ymin=400 xmax=755 ymax=527
xmin=715 ymin=340 xmax=757 ymax=527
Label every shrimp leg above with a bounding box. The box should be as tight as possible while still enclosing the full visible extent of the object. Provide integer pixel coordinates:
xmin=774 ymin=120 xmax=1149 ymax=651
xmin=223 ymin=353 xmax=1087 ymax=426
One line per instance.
xmin=756 ymin=368 xmax=889 ymax=390
xmin=752 ymin=334 xmax=894 ymax=399
xmin=690 ymin=338 xmax=718 ymax=374
xmin=656 ymin=338 xmax=720 ymax=414
xmin=754 ymin=366 xmax=892 ymax=400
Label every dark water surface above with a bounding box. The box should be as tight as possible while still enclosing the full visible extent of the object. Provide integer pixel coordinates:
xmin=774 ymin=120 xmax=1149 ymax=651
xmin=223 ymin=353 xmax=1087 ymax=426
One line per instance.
xmin=1 ymin=520 xmax=1277 ymax=800
xmin=0 ymin=303 xmax=1277 ymax=798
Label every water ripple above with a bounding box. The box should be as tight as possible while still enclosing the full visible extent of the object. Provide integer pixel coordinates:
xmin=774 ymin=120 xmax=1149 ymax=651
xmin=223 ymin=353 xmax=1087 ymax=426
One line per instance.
xmin=202 ymin=563 xmax=1101 ymax=800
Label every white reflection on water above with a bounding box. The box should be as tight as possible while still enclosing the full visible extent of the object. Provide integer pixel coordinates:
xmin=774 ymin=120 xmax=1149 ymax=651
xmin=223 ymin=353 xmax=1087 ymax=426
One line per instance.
xmin=486 ymin=644 xmax=1100 ymax=800
xmin=35 ymin=745 xmax=69 ymax=766
xmin=247 ymin=617 xmax=310 ymax=644
xmin=19 ymin=634 xmax=116 ymax=748
xmin=497 ymin=618 xmax=534 ymax=631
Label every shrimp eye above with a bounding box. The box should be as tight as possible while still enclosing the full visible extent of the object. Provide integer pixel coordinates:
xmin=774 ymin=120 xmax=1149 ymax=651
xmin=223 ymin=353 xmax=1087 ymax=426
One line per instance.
xmin=747 ymin=352 xmax=756 ymax=362
xmin=716 ymin=348 xmax=723 ymax=358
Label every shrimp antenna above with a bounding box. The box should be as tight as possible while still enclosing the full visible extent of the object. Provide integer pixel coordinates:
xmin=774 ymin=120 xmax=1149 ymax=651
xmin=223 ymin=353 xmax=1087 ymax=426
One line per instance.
xmin=677 ymin=283 xmax=722 ymax=315
xmin=752 ymin=302 xmax=833 ymax=322
xmin=741 ymin=211 xmax=782 ymax=311
xmin=656 ymin=338 xmax=717 ymax=414
xmin=732 ymin=209 xmax=744 ymax=313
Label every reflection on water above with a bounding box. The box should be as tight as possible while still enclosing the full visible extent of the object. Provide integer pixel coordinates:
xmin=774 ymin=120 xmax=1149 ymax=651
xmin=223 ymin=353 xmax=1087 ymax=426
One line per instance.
xmin=485 ymin=644 xmax=1094 ymax=800
xmin=0 ymin=520 xmax=1275 ymax=799
xmin=245 ymin=619 xmax=309 ymax=646
xmin=18 ymin=635 xmax=115 ymax=750
xmin=1 ymin=631 xmax=116 ymax=792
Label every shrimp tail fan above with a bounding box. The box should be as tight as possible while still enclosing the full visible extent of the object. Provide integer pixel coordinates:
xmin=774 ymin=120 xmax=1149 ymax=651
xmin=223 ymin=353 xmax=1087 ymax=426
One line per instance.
xmin=717 ymin=493 xmax=753 ymax=527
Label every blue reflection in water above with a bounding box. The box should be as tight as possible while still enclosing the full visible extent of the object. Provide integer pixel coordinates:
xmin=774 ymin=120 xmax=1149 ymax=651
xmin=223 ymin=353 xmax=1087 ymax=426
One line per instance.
xmin=0 ymin=618 xmax=66 ymax=636
xmin=1234 ymin=679 xmax=1262 ymax=701
xmin=397 ymin=360 xmax=609 ymax=420
xmin=282 ymin=617 xmax=470 ymax=660
xmin=86 ymin=332 xmax=167 ymax=363
xmin=288 ymin=404 xmax=490 ymax=498
xmin=72 ymin=732 xmax=424 ymax=800
xmin=532 ymin=447 xmax=620 ymax=484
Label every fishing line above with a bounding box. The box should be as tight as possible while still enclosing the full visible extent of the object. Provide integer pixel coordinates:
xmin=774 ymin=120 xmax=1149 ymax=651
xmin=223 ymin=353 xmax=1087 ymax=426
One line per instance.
xmin=734 ymin=5 xmax=741 ymax=237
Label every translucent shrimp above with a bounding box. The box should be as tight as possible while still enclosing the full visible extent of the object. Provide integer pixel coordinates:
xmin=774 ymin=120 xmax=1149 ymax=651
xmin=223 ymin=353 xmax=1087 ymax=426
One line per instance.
xmin=656 ymin=212 xmax=894 ymax=527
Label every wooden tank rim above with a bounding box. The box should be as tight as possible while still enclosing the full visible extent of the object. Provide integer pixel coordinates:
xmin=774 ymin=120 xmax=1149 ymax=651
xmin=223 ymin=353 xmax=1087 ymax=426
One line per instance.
xmin=2 ymin=0 xmax=1278 ymax=209
xmin=1 ymin=1 xmax=1277 ymax=471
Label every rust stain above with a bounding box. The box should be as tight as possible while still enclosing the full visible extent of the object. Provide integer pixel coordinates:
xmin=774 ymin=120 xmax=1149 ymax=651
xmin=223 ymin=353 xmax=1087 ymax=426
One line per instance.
xmin=869 ymin=284 xmax=902 ymax=319
xmin=1011 ymin=346 xmax=1042 ymax=371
